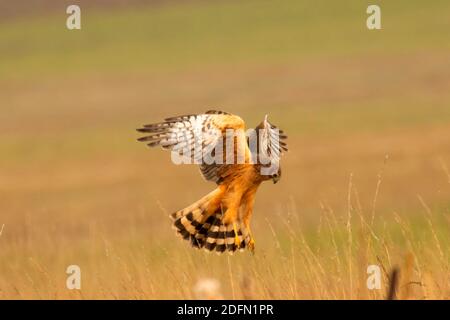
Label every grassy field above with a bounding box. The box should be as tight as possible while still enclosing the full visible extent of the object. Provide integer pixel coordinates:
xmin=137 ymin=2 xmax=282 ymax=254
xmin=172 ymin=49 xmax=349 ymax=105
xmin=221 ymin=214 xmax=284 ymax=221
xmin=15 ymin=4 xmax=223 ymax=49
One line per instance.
xmin=0 ymin=0 xmax=449 ymax=299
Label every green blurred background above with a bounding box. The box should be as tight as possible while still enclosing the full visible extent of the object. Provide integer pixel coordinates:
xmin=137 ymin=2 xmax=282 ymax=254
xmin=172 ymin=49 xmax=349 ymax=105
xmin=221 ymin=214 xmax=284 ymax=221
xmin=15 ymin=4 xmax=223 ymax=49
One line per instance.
xmin=0 ymin=0 xmax=449 ymax=299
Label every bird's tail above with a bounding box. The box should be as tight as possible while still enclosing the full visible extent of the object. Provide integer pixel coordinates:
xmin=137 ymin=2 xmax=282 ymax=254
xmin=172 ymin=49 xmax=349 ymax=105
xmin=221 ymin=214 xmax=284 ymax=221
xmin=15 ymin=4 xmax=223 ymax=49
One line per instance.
xmin=170 ymin=188 xmax=251 ymax=254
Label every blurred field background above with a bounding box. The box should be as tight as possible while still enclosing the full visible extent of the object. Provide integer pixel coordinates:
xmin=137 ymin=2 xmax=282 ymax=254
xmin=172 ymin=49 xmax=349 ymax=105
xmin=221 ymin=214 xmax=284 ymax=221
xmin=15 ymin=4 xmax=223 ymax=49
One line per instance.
xmin=0 ymin=0 xmax=449 ymax=299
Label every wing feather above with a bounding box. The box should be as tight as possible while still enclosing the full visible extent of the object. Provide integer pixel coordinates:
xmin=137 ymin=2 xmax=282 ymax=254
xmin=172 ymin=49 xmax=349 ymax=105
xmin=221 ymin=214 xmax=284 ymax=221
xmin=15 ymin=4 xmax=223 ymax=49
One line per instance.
xmin=137 ymin=110 xmax=248 ymax=183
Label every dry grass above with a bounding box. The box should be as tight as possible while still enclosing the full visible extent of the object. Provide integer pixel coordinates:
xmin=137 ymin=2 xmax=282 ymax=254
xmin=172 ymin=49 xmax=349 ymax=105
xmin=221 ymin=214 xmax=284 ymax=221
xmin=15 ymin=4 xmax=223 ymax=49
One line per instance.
xmin=1 ymin=61 xmax=450 ymax=300
xmin=1 ymin=64 xmax=449 ymax=299
xmin=0 ymin=0 xmax=449 ymax=300
xmin=0 ymin=120 xmax=448 ymax=299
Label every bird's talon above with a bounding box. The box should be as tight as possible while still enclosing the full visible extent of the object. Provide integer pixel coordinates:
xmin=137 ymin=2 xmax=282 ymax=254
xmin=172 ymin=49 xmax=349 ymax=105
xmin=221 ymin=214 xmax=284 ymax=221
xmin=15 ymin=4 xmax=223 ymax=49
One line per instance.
xmin=248 ymin=238 xmax=256 ymax=252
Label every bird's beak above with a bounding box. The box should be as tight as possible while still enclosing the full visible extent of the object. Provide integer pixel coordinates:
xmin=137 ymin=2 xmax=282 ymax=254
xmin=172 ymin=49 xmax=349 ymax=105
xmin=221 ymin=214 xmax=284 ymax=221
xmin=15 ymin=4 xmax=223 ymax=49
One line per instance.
xmin=264 ymin=114 xmax=269 ymax=127
xmin=272 ymin=175 xmax=280 ymax=184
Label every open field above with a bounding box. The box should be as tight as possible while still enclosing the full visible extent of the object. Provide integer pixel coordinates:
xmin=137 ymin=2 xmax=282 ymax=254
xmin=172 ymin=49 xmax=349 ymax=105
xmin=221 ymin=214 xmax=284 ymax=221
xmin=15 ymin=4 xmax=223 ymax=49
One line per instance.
xmin=0 ymin=0 xmax=449 ymax=299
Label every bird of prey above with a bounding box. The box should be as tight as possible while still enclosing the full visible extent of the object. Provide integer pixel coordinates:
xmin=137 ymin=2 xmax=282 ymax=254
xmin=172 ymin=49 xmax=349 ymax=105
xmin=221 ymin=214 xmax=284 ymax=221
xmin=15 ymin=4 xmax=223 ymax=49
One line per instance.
xmin=137 ymin=110 xmax=287 ymax=254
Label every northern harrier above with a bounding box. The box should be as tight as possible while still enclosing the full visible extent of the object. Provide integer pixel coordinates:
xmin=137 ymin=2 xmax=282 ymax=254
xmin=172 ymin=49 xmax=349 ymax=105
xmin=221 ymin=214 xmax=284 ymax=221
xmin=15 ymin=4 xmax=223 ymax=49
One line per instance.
xmin=137 ymin=110 xmax=287 ymax=254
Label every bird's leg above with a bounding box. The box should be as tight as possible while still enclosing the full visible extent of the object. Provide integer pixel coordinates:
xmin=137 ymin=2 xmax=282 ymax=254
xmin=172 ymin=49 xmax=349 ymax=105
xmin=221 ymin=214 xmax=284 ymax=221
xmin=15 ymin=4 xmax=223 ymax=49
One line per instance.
xmin=245 ymin=221 xmax=256 ymax=253
xmin=241 ymin=193 xmax=256 ymax=252
xmin=248 ymin=232 xmax=255 ymax=252
xmin=222 ymin=199 xmax=242 ymax=248
xmin=233 ymin=222 xmax=240 ymax=247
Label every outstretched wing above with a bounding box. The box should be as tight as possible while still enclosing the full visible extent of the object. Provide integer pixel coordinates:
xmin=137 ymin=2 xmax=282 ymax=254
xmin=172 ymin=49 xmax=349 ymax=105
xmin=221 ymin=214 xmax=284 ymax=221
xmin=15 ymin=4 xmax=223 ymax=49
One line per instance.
xmin=137 ymin=110 xmax=249 ymax=183
xmin=248 ymin=115 xmax=288 ymax=173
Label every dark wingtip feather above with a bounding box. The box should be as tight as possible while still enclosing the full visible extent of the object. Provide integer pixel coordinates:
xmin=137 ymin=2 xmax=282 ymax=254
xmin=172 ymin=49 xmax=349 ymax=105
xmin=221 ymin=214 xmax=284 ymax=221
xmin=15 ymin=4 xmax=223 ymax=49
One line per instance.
xmin=164 ymin=114 xmax=196 ymax=122
xmin=147 ymin=141 xmax=161 ymax=147
xmin=137 ymin=136 xmax=149 ymax=142
xmin=205 ymin=110 xmax=230 ymax=115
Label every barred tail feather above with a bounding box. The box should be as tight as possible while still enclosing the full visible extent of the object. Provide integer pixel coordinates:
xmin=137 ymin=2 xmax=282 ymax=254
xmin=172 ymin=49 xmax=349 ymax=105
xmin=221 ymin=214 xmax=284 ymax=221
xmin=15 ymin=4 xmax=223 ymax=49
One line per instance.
xmin=170 ymin=190 xmax=251 ymax=254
